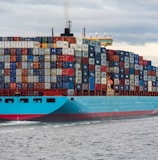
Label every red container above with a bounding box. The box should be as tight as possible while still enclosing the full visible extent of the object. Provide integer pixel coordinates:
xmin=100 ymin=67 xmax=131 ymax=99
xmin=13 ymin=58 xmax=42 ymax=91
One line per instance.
xmin=62 ymin=68 xmax=74 ymax=76
xmin=22 ymin=48 xmax=28 ymax=55
xmin=89 ymin=65 xmax=95 ymax=71
xmin=101 ymin=84 xmax=107 ymax=90
xmin=107 ymin=49 xmax=115 ymax=56
xmin=95 ymin=84 xmax=101 ymax=90
xmin=56 ymin=62 xmax=62 ymax=68
xmin=56 ymin=55 xmax=63 ymax=62
xmin=10 ymin=83 xmax=16 ymax=90
xmin=139 ymin=60 xmax=143 ymax=65
xmin=10 ymin=49 xmax=16 ymax=55
xmin=22 ymin=76 xmax=28 ymax=83
xmin=22 ymin=69 xmax=28 ymax=76
xmin=120 ymin=62 xmax=124 ymax=68
xmin=125 ymin=69 xmax=129 ymax=74
xmin=33 ymin=62 xmax=39 ymax=69
xmin=4 ymin=69 xmax=10 ymax=76
xmin=22 ymin=83 xmax=28 ymax=89
xmin=10 ymin=55 xmax=16 ymax=62
xmin=147 ymin=71 xmax=152 ymax=76
xmin=134 ymin=70 xmax=139 ymax=75
xmin=120 ymin=79 xmax=125 ymax=85
xmin=101 ymin=66 xmax=106 ymax=72
xmin=13 ymin=37 xmax=21 ymax=41
xmin=82 ymin=57 xmax=88 ymax=64
xmin=152 ymin=71 xmax=156 ymax=76
xmin=62 ymin=55 xmax=74 ymax=62
xmin=16 ymin=62 xmax=22 ymax=68
xmin=143 ymin=60 xmax=148 ymax=65
xmin=114 ymin=55 xmax=119 ymax=61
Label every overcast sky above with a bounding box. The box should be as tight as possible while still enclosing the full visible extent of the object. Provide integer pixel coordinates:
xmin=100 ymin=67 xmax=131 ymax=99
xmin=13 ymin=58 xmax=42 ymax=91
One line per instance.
xmin=0 ymin=0 xmax=158 ymax=65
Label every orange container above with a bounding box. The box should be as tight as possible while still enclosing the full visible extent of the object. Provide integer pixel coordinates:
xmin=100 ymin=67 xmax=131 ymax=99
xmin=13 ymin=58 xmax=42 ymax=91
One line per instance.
xmin=16 ymin=62 xmax=22 ymax=68
xmin=4 ymin=69 xmax=10 ymax=76
xmin=10 ymin=48 xmax=16 ymax=55
xmin=10 ymin=55 xmax=16 ymax=62
xmin=10 ymin=83 xmax=16 ymax=90
xmin=22 ymin=76 xmax=28 ymax=83
xmin=33 ymin=62 xmax=39 ymax=69
xmin=22 ymin=69 xmax=28 ymax=76
xmin=22 ymin=48 xmax=28 ymax=55
xmin=22 ymin=83 xmax=28 ymax=89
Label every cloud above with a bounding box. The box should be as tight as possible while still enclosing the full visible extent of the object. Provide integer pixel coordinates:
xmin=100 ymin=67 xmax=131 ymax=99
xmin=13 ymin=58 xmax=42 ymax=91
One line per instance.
xmin=0 ymin=0 xmax=158 ymax=45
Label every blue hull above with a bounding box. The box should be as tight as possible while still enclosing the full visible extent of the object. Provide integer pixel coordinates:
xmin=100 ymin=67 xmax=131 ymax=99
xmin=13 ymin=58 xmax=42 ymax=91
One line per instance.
xmin=1 ymin=96 xmax=158 ymax=121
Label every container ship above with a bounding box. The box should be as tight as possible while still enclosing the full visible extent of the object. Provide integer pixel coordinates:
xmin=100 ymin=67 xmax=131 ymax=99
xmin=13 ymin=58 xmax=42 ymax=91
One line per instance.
xmin=0 ymin=22 xmax=158 ymax=122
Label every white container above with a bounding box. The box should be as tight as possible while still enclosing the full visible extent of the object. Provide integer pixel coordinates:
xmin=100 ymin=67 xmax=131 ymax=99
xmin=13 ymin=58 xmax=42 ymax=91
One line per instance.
xmin=51 ymin=76 xmax=57 ymax=83
xmin=51 ymin=69 xmax=56 ymax=76
xmin=45 ymin=76 xmax=50 ymax=83
xmin=75 ymin=77 xmax=82 ymax=83
xmin=5 ymin=62 xmax=10 ymax=69
xmin=33 ymin=42 xmax=40 ymax=48
xmin=135 ymin=80 xmax=139 ymax=86
xmin=75 ymin=44 xmax=82 ymax=51
xmin=56 ymin=68 xmax=62 ymax=75
xmin=5 ymin=55 xmax=10 ymax=62
xmin=51 ymin=55 xmax=56 ymax=62
xmin=82 ymin=44 xmax=88 ymax=51
xmin=33 ymin=76 xmax=39 ymax=82
xmin=22 ymin=55 xmax=27 ymax=62
xmin=89 ymin=58 xmax=95 ymax=65
xmin=101 ymin=60 xmax=106 ymax=66
xmin=22 ymin=62 xmax=27 ymax=69
xmin=16 ymin=76 xmax=22 ymax=83
xmin=130 ymin=74 xmax=134 ymax=80
xmin=28 ymin=41 xmax=34 ymax=48
xmin=101 ymin=72 xmax=106 ymax=78
xmin=124 ymin=62 xmax=129 ymax=68
xmin=17 ymin=41 xmax=22 ymax=48
xmin=21 ymin=41 xmax=28 ymax=48
xmin=148 ymin=86 xmax=152 ymax=92
xmin=82 ymin=51 xmax=88 ymax=58
xmin=95 ymin=72 xmax=101 ymax=78
xmin=148 ymin=81 xmax=152 ymax=87
xmin=101 ymin=53 xmax=106 ymax=59
xmin=125 ymin=79 xmax=129 ymax=85
xmin=67 ymin=89 xmax=74 ymax=95
xmin=95 ymin=65 xmax=101 ymax=72
xmin=70 ymin=43 xmax=76 ymax=49
xmin=114 ymin=67 xmax=119 ymax=73
xmin=45 ymin=55 xmax=50 ymax=62
xmin=28 ymin=76 xmax=34 ymax=82
xmin=130 ymin=80 xmax=134 ymax=86
xmin=45 ymin=69 xmax=51 ymax=76
xmin=44 ymin=48 xmax=50 ymax=55
xmin=68 ymin=48 xmax=74 ymax=55
xmin=101 ymin=78 xmax=106 ymax=84
xmin=44 ymin=82 xmax=51 ymax=89
xmin=16 ymin=69 xmax=22 ymax=76
xmin=62 ymin=48 xmax=68 ymax=55
xmin=114 ymin=78 xmax=119 ymax=85
xmin=5 ymin=76 xmax=10 ymax=83
xmin=76 ymin=37 xmax=83 ymax=44
xmin=95 ymin=78 xmax=101 ymax=84
xmin=75 ymin=70 xmax=82 ymax=77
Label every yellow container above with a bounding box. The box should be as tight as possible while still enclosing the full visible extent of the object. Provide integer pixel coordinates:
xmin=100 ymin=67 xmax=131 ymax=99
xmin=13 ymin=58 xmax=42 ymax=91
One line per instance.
xmin=42 ymin=43 xmax=48 ymax=48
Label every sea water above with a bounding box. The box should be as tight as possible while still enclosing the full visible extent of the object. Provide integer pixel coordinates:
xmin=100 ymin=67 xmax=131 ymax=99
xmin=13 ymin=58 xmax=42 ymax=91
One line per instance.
xmin=0 ymin=117 xmax=158 ymax=160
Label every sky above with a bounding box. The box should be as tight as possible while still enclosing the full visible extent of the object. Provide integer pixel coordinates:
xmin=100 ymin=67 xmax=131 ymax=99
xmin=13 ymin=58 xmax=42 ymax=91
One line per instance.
xmin=0 ymin=0 xmax=158 ymax=65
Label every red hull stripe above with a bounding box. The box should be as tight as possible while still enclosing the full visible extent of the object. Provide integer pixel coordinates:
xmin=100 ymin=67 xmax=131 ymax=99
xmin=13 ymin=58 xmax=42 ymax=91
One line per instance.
xmin=0 ymin=110 xmax=157 ymax=121
xmin=0 ymin=114 xmax=46 ymax=121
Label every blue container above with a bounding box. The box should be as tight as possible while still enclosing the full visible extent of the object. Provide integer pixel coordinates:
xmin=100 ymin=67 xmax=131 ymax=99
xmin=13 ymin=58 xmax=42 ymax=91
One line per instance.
xmin=82 ymin=64 xmax=88 ymax=70
xmin=51 ymin=83 xmax=57 ymax=89
xmin=33 ymin=69 xmax=39 ymax=75
xmin=28 ymin=48 xmax=33 ymax=55
xmin=57 ymin=83 xmax=63 ymax=89
xmin=101 ymin=47 xmax=106 ymax=53
xmin=89 ymin=46 xmax=95 ymax=52
xmin=139 ymin=76 xmax=143 ymax=80
xmin=90 ymin=84 xmax=95 ymax=91
xmin=4 ymin=49 xmax=10 ymax=55
xmin=28 ymin=55 xmax=34 ymax=62
xmin=0 ymin=83 xmax=4 ymax=89
xmin=144 ymin=81 xmax=148 ymax=86
xmin=68 ymin=76 xmax=74 ymax=82
xmin=95 ymin=52 xmax=101 ymax=59
xmin=113 ymin=62 xmax=119 ymax=67
xmin=16 ymin=49 xmax=22 ymax=55
xmin=89 ymin=52 xmax=95 ymax=58
xmin=39 ymin=69 xmax=45 ymax=75
xmin=57 ymin=76 xmax=63 ymax=83
xmin=10 ymin=62 xmax=16 ymax=68
xmin=4 ymin=83 xmax=10 ymax=89
xmin=28 ymin=83 xmax=34 ymax=89
xmin=39 ymin=55 xmax=45 ymax=62
xmin=0 ymin=37 xmax=2 ymax=41
xmin=156 ymin=82 xmax=158 ymax=86
xmin=112 ymin=73 xmax=119 ymax=79
xmin=89 ymin=71 xmax=95 ymax=77
xmin=50 ymin=48 xmax=56 ymax=54
xmin=144 ymin=86 xmax=148 ymax=92
xmin=114 ymin=85 xmax=119 ymax=91
xmin=139 ymin=70 xmax=143 ymax=75
xmin=130 ymin=68 xmax=134 ymax=74
xmin=139 ymin=80 xmax=143 ymax=86
xmin=10 ymin=77 xmax=16 ymax=82
xmin=56 ymin=48 xmax=62 ymax=55
xmin=39 ymin=76 xmax=45 ymax=82
xmin=0 ymin=62 xmax=4 ymax=69
xmin=16 ymin=83 xmax=22 ymax=89
xmin=120 ymin=68 xmax=124 ymax=73
xmin=125 ymin=74 xmax=129 ymax=79
xmin=148 ymin=61 xmax=152 ymax=66
xmin=95 ymin=59 xmax=101 ymax=65
xmin=82 ymin=78 xmax=88 ymax=84
xmin=119 ymin=56 xmax=124 ymax=62
xmin=119 ymin=74 xmax=124 ymax=79
xmin=119 ymin=85 xmax=124 ymax=91
xmin=148 ymin=65 xmax=152 ymax=71
xmin=90 ymin=77 xmax=95 ymax=84
xmin=16 ymin=56 xmax=22 ymax=62
xmin=124 ymin=52 xmax=129 ymax=57
xmin=62 ymin=83 xmax=68 ymax=89
xmin=68 ymin=82 xmax=74 ymax=89
xmin=51 ymin=62 xmax=56 ymax=68
xmin=76 ymin=84 xmax=82 ymax=91
xmin=63 ymin=62 xmax=68 ymax=68
xmin=152 ymin=82 xmax=156 ymax=86
xmin=35 ymin=37 xmax=42 ymax=42
xmin=143 ymin=66 xmax=148 ymax=70
xmin=125 ymin=85 xmax=130 ymax=91
xmin=48 ymin=37 xmax=53 ymax=43
xmin=82 ymin=71 xmax=88 ymax=77
xmin=0 ymin=76 xmax=4 ymax=83
xmin=8 ymin=37 xmax=13 ymax=41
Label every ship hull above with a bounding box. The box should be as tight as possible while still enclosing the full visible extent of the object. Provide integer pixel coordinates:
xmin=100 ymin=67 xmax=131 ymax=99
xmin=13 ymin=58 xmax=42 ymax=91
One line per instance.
xmin=1 ymin=96 xmax=158 ymax=122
